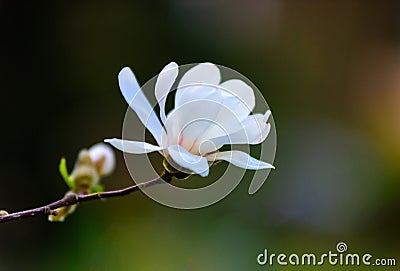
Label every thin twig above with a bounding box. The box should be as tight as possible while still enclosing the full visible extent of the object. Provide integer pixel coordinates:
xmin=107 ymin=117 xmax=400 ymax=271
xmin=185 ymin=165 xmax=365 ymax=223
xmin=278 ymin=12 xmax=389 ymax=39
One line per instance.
xmin=0 ymin=174 xmax=170 ymax=224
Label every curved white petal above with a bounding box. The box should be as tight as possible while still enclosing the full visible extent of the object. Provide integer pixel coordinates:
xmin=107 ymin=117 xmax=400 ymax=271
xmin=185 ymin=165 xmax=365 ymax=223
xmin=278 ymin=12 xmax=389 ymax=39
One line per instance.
xmin=88 ymin=143 xmax=116 ymax=176
xmin=167 ymin=145 xmax=209 ymax=177
xmin=104 ymin=138 xmax=162 ymax=154
xmin=155 ymin=62 xmax=179 ymax=125
xmin=165 ymin=93 xmax=255 ymax=151
xmin=119 ymin=67 xmax=164 ymax=146
xmin=198 ymin=93 xmax=252 ymax=140
xmin=207 ymin=150 xmax=274 ymax=170
xmin=175 ymin=63 xmax=221 ymax=108
xmin=175 ymin=84 xmax=218 ymax=109
xmin=175 ymin=83 xmax=251 ymax=122
xmin=178 ymin=62 xmax=221 ymax=89
xmin=171 ymin=83 xmax=255 ymax=144
xmin=202 ymin=111 xmax=272 ymax=153
xmin=165 ymin=98 xmax=236 ymax=152
xmin=219 ymin=79 xmax=255 ymax=113
xmin=263 ymin=110 xmax=271 ymax=122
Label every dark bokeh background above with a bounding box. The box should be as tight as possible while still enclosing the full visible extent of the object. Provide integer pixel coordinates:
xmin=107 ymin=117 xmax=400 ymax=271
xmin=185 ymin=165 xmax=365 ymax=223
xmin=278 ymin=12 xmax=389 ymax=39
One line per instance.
xmin=1 ymin=1 xmax=400 ymax=270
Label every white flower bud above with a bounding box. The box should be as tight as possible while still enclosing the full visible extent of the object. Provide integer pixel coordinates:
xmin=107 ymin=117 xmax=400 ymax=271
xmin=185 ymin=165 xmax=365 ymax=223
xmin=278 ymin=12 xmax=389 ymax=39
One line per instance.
xmin=88 ymin=143 xmax=116 ymax=177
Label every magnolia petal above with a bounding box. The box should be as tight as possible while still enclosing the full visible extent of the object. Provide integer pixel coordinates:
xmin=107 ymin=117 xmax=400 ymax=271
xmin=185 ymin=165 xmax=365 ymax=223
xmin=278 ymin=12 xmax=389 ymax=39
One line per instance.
xmin=263 ymin=110 xmax=271 ymax=122
xmin=174 ymin=85 xmax=218 ymax=109
xmin=198 ymin=94 xmax=252 ymax=140
xmin=167 ymin=145 xmax=209 ymax=177
xmin=203 ymin=111 xmax=271 ymax=153
xmin=165 ymin=99 xmax=233 ymax=151
xmin=172 ymin=85 xmax=255 ymax=143
xmin=119 ymin=67 xmax=164 ymax=146
xmin=104 ymin=138 xmax=162 ymax=154
xmin=166 ymin=105 xmax=270 ymax=156
xmin=178 ymin=62 xmax=221 ymax=89
xmin=176 ymin=83 xmax=251 ymax=123
xmin=175 ymin=63 xmax=221 ymax=108
xmin=155 ymin=62 xmax=179 ymax=125
xmin=257 ymin=123 xmax=271 ymax=144
xmin=207 ymin=150 xmax=274 ymax=170
xmin=219 ymin=79 xmax=255 ymax=113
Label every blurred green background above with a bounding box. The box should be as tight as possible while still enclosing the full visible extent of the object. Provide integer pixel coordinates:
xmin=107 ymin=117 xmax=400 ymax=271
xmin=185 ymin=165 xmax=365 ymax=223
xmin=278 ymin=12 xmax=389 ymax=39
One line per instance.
xmin=1 ymin=1 xmax=400 ymax=270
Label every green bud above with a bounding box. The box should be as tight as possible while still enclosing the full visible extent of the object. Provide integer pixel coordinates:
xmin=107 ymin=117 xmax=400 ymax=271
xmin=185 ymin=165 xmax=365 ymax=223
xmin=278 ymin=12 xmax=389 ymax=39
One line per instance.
xmin=59 ymin=157 xmax=75 ymax=189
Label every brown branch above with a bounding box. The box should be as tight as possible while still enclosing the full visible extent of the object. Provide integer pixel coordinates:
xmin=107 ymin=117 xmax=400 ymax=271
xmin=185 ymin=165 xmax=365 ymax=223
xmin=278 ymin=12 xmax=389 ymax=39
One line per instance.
xmin=0 ymin=173 xmax=171 ymax=224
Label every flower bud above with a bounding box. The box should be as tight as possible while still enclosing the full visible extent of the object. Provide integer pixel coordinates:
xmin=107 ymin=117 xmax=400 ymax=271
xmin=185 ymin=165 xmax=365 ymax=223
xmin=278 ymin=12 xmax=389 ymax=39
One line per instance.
xmin=88 ymin=143 xmax=116 ymax=177
xmin=70 ymin=150 xmax=100 ymax=193
xmin=50 ymin=143 xmax=116 ymax=222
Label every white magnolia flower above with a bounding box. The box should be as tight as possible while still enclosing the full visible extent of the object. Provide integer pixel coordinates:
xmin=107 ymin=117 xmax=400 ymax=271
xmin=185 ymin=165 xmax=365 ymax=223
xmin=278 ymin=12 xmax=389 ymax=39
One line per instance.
xmin=105 ymin=62 xmax=274 ymax=177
